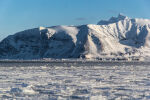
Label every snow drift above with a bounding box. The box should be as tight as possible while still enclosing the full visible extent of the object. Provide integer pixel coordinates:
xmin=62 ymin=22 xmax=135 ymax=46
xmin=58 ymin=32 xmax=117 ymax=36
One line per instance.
xmin=0 ymin=14 xmax=150 ymax=60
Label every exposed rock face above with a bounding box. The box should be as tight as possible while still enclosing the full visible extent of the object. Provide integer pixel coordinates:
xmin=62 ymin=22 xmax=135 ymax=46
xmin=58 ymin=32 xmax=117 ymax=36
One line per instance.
xmin=0 ymin=14 xmax=150 ymax=60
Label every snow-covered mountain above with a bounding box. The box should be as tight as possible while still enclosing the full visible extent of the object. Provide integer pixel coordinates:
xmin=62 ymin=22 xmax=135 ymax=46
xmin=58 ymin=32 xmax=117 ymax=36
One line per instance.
xmin=1 ymin=14 xmax=150 ymax=60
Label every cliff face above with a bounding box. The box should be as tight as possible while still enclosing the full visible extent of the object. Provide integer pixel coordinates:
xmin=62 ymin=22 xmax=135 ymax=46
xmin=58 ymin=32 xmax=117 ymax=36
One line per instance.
xmin=0 ymin=14 xmax=150 ymax=60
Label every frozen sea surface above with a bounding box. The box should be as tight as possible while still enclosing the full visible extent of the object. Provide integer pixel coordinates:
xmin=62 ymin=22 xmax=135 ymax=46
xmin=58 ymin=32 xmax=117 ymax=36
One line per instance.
xmin=0 ymin=61 xmax=150 ymax=100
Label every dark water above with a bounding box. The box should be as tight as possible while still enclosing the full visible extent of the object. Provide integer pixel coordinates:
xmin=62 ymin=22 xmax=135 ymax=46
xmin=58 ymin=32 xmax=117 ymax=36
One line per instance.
xmin=0 ymin=62 xmax=150 ymax=100
xmin=0 ymin=61 xmax=150 ymax=67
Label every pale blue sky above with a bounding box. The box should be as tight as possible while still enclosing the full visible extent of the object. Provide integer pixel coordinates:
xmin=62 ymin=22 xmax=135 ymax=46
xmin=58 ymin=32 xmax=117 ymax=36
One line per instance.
xmin=0 ymin=0 xmax=150 ymax=41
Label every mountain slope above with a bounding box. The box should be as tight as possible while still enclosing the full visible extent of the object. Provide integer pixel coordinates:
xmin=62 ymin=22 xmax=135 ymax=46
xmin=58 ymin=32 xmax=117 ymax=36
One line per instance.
xmin=0 ymin=14 xmax=150 ymax=60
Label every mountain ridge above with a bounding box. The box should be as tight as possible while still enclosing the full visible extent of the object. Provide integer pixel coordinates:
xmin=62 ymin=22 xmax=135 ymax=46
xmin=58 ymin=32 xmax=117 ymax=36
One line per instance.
xmin=0 ymin=14 xmax=150 ymax=60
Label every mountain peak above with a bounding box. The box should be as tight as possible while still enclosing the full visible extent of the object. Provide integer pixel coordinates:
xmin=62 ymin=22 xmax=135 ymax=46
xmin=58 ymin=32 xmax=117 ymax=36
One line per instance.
xmin=117 ymin=13 xmax=128 ymax=20
xmin=97 ymin=14 xmax=129 ymax=25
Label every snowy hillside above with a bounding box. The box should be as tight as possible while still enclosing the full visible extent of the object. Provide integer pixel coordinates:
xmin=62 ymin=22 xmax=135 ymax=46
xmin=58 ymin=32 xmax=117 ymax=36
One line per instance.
xmin=0 ymin=14 xmax=150 ymax=60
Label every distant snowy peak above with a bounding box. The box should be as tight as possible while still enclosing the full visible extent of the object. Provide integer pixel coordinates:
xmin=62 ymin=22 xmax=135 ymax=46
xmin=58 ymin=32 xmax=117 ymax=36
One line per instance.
xmin=97 ymin=14 xmax=150 ymax=26
xmin=97 ymin=14 xmax=128 ymax=25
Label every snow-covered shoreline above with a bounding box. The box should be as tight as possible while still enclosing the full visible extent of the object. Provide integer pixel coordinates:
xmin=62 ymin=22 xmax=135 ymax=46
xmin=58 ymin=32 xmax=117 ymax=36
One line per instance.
xmin=0 ymin=57 xmax=146 ymax=63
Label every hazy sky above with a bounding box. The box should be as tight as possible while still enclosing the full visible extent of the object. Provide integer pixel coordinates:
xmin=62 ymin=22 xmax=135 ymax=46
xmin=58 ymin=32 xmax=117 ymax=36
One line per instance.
xmin=0 ymin=0 xmax=150 ymax=41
